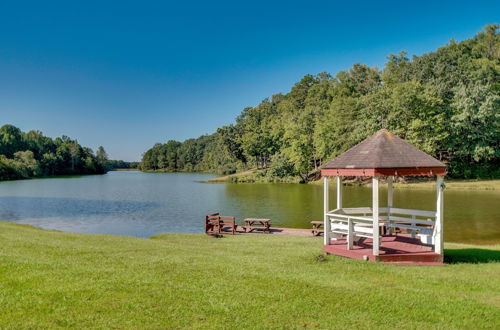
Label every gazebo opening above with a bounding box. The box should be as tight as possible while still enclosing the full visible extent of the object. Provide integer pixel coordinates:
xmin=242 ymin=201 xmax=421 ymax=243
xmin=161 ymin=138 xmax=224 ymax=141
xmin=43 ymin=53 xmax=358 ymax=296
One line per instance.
xmin=321 ymin=129 xmax=446 ymax=265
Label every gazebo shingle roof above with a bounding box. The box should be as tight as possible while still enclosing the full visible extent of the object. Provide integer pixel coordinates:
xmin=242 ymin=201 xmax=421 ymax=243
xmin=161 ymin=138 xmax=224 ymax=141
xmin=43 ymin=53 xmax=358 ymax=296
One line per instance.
xmin=321 ymin=129 xmax=446 ymax=177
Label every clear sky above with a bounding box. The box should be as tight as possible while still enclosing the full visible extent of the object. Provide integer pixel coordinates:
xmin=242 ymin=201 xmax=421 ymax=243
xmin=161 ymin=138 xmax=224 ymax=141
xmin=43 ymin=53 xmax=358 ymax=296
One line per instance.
xmin=0 ymin=1 xmax=498 ymax=161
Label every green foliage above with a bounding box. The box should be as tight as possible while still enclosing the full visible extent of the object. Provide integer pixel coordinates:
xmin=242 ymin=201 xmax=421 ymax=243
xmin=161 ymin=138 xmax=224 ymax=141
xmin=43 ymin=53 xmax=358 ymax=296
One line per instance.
xmin=105 ymin=159 xmax=139 ymax=170
xmin=0 ymin=125 xmax=107 ymax=180
xmin=266 ymin=153 xmax=294 ymax=179
xmin=451 ymin=82 xmax=499 ymax=162
xmin=96 ymin=146 xmax=108 ymax=165
xmin=13 ymin=150 xmax=40 ymax=177
xmin=141 ymin=25 xmax=500 ymax=180
xmin=448 ymin=82 xmax=500 ymax=178
xmin=0 ymin=124 xmax=25 ymax=158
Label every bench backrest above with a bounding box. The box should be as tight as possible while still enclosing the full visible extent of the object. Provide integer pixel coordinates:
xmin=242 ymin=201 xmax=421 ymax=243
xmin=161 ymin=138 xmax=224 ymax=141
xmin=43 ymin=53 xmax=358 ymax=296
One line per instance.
xmin=205 ymin=214 xmax=235 ymax=224
xmin=206 ymin=214 xmax=220 ymax=223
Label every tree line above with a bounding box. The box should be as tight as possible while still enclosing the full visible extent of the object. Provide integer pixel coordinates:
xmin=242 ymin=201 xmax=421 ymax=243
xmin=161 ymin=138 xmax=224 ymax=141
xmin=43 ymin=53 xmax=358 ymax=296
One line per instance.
xmin=142 ymin=25 xmax=499 ymax=181
xmin=105 ymin=160 xmax=139 ymax=170
xmin=0 ymin=124 xmax=110 ymax=180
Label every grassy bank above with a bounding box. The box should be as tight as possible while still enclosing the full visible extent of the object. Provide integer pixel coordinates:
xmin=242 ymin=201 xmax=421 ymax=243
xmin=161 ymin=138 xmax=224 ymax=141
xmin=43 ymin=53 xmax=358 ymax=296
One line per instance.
xmin=310 ymin=178 xmax=500 ymax=190
xmin=0 ymin=222 xmax=499 ymax=328
xmin=205 ymin=169 xmax=264 ymax=183
xmin=392 ymin=179 xmax=500 ymax=190
xmin=205 ymin=169 xmax=305 ymax=183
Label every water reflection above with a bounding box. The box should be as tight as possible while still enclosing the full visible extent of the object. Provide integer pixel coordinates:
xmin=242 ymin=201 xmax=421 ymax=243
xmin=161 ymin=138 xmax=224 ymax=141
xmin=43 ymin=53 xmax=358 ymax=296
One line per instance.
xmin=0 ymin=172 xmax=498 ymax=244
xmin=222 ymin=183 xmax=500 ymax=245
xmin=0 ymin=196 xmax=158 ymax=219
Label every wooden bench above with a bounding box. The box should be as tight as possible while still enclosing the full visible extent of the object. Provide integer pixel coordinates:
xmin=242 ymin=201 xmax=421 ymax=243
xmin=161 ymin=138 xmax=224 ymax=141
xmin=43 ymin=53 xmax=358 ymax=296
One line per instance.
xmin=243 ymin=218 xmax=271 ymax=233
xmin=205 ymin=213 xmax=220 ymax=234
xmin=205 ymin=213 xmax=237 ymax=235
xmin=310 ymin=221 xmax=324 ymax=236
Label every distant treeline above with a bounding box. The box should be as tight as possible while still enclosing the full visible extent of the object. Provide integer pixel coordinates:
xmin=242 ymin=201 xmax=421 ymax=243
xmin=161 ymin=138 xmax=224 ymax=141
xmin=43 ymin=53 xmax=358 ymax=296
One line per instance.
xmin=0 ymin=124 xmax=110 ymax=180
xmin=142 ymin=25 xmax=500 ymax=181
xmin=105 ymin=160 xmax=139 ymax=170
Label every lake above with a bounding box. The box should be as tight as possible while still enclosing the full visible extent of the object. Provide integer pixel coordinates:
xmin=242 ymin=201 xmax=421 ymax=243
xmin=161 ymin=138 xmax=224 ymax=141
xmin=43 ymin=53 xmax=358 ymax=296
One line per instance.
xmin=0 ymin=171 xmax=498 ymax=244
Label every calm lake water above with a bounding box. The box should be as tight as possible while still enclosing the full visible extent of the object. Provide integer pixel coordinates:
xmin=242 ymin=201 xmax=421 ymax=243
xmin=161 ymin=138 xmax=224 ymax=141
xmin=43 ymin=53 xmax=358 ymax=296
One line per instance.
xmin=0 ymin=171 xmax=498 ymax=244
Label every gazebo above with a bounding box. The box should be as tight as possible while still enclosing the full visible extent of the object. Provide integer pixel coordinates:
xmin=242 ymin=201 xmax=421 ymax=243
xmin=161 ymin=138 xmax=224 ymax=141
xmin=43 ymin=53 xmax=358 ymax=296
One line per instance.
xmin=321 ymin=129 xmax=446 ymax=264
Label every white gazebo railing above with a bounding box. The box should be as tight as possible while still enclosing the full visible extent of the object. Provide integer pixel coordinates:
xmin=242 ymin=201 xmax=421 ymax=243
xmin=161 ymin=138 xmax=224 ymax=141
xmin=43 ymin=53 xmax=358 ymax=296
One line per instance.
xmin=326 ymin=207 xmax=437 ymax=249
xmin=323 ymin=176 xmax=444 ymax=256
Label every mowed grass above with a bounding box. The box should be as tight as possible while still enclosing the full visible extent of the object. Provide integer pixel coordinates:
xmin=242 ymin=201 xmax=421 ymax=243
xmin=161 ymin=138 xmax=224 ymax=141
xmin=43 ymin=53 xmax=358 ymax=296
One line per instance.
xmin=0 ymin=222 xmax=499 ymax=329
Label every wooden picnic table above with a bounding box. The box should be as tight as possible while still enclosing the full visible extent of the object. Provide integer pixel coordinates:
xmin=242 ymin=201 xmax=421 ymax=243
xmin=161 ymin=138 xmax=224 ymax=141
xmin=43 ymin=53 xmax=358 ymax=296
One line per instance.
xmin=310 ymin=221 xmax=324 ymax=236
xmin=244 ymin=218 xmax=271 ymax=233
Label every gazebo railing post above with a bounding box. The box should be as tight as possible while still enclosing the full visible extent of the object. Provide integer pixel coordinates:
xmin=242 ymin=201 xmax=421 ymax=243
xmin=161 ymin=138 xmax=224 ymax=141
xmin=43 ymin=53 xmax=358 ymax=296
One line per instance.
xmin=323 ymin=176 xmax=330 ymax=246
xmin=336 ymin=176 xmax=343 ymax=209
xmin=372 ymin=177 xmax=380 ymax=256
xmin=347 ymin=217 xmax=353 ymax=250
xmin=337 ymin=176 xmax=344 ymax=246
xmin=435 ymin=176 xmax=444 ymax=254
xmin=387 ymin=176 xmax=393 ymax=235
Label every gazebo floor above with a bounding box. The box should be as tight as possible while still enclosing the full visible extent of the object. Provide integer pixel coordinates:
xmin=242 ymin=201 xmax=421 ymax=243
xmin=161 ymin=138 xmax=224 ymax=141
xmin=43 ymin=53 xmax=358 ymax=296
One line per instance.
xmin=324 ymin=234 xmax=443 ymax=265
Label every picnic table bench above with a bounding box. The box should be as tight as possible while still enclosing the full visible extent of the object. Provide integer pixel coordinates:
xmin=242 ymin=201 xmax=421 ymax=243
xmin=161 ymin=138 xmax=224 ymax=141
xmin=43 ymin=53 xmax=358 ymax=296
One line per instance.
xmin=205 ymin=213 xmax=237 ymax=235
xmin=310 ymin=221 xmax=324 ymax=236
xmin=243 ymin=218 xmax=271 ymax=233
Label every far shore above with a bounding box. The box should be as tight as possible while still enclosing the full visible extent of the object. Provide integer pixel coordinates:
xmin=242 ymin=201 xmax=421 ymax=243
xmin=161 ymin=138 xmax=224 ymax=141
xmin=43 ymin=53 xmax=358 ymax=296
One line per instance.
xmin=204 ymin=169 xmax=500 ymax=190
xmin=4 ymin=169 xmax=497 ymax=191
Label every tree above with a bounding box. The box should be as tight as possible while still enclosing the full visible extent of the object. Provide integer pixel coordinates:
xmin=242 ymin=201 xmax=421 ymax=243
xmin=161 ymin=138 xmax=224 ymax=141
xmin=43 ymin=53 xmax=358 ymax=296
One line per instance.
xmin=449 ymin=82 xmax=500 ymax=177
xmin=0 ymin=125 xmax=25 ymax=158
xmin=69 ymin=142 xmax=80 ymax=172
xmin=41 ymin=153 xmax=58 ymax=176
xmin=473 ymin=24 xmax=500 ymax=60
xmin=96 ymin=146 xmax=108 ymax=165
xmin=382 ymin=51 xmax=411 ymax=85
xmin=13 ymin=150 xmax=40 ymax=177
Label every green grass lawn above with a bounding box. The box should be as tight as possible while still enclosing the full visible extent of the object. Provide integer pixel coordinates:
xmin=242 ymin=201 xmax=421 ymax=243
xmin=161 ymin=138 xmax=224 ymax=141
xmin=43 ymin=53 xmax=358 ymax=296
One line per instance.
xmin=0 ymin=222 xmax=499 ymax=329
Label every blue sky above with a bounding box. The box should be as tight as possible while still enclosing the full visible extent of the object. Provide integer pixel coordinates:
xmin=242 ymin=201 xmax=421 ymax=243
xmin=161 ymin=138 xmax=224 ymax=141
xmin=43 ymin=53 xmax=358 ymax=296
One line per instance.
xmin=0 ymin=1 xmax=498 ymax=161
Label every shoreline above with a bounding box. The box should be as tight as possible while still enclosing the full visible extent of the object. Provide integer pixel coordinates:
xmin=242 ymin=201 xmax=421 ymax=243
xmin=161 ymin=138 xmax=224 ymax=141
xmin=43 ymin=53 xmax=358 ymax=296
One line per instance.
xmin=2 ymin=221 xmax=499 ymax=246
xmin=0 ymin=172 xmax=108 ymax=183
xmin=24 ymin=169 xmax=493 ymax=191
xmin=204 ymin=170 xmax=499 ymax=190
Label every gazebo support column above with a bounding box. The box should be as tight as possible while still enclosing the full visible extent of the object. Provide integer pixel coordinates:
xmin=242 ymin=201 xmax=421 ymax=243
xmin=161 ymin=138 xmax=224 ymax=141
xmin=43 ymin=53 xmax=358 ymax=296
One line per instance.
xmin=372 ymin=177 xmax=380 ymax=256
xmin=338 ymin=176 xmax=347 ymax=248
xmin=387 ymin=176 xmax=393 ymax=235
xmin=435 ymin=176 xmax=444 ymax=254
xmin=323 ymin=176 xmax=330 ymax=246
xmin=336 ymin=176 xmax=343 ymax=209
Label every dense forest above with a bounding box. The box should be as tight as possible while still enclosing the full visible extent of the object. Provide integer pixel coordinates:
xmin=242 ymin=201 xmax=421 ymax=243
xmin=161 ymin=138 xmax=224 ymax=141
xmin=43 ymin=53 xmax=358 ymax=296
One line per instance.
xmin=0 ymin=124 xmax=110 ymax=180
xmin=144 ymin=25 xmax=498 ymax=182
xmin=105 ymin=160 xmax=139 ymax=170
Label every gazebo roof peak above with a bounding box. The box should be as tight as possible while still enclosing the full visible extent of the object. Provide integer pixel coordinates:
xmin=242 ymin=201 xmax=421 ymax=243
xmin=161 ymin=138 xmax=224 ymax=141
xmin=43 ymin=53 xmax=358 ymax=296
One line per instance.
xmin=321 ymin=129 xmax=446 ymax=177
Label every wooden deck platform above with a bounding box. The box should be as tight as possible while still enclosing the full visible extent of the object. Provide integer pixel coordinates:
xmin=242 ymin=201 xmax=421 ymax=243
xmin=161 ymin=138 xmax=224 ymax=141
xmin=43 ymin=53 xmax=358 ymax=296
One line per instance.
xmin=324 ymin=234 xmax=443 ymax=265
xmin=217 ymin=227 xmax=316 ymax=237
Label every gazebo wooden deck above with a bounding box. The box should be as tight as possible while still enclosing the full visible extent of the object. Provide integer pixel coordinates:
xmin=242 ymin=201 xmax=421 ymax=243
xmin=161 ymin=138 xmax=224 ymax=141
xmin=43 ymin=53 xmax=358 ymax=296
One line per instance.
xmin=321 ymin=129 xmax=446 ymax=265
